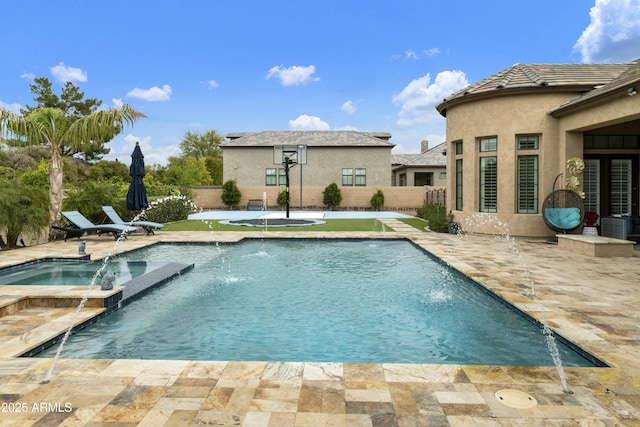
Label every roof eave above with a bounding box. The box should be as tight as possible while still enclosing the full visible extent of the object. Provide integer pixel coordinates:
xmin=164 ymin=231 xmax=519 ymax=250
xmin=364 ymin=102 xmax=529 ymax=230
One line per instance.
xmin=550 ymin=86 xmax=638 ymax=118
xmin=437 ymin=85 xmax=601 ymax=117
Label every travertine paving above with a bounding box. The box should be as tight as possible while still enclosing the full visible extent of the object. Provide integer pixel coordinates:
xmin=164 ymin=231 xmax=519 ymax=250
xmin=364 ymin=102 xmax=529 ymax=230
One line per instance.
xmin=1 ymin=223 xmax=639 ymax=426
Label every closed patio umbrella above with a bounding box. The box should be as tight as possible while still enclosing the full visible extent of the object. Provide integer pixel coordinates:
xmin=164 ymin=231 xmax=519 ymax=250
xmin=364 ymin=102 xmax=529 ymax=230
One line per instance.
xmin=126 ymin=142 xmax=149 ymax=211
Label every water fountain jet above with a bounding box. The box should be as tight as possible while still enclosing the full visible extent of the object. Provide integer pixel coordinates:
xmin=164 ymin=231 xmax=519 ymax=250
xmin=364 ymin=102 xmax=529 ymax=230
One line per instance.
xmin=457 ymin=212 xmax=573 ymax=394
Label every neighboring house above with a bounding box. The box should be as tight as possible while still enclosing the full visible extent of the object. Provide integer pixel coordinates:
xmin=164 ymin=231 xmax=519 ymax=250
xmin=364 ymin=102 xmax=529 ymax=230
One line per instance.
xmin=221 ymin=131 xmax=394 ymax=187
xmin=392 ymin=140 xmax=447 ymax=187
xmin=437 ymin=59 xmax=640 ymax=237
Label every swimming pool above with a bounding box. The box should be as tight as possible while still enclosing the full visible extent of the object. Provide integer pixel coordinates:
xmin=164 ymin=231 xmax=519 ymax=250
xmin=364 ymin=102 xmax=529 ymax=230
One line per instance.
xmin=0 ymin=259 xmax=162 ymax=286
xmin=35 ymin=239 xmax=598 ymax=366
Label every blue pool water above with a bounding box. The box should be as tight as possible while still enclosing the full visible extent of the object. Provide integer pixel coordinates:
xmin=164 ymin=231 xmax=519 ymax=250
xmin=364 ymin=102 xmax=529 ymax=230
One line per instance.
xmin=36 ymin=240 xmax=597 ymax=366
xmin=0 ymin=259 xmax=161 ymax=286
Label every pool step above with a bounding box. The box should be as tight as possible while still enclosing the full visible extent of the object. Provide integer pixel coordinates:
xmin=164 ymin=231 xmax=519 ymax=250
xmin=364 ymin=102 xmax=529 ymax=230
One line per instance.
xmin=0 ymin=306 xmax=105 ymax=359
xmin=0 ymin=293 xmax=110 ymax=319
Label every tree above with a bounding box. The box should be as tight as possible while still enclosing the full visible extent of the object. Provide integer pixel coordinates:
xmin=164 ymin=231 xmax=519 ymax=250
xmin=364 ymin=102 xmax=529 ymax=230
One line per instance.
xmin=0 ymin=104 xmax=146 ymax=228
xmin=88 ymin=159 xmax=130 ymax=182
xmin=203 ymin=156 xmax=223 ymax=185
xmin=221 ymin=179 xmax=242 ymax=208
xmin=178 ymin=130 xmax=223 ymax=159
xmin=165 ymin=155 xmax=213 ymax=186
xmin=20 ymin=77 xmax=115 ymax=161
xmin=178 ymin=130 xmax=224 ymax=185
xmin=322 ymin=182 xmax=342 ymax=210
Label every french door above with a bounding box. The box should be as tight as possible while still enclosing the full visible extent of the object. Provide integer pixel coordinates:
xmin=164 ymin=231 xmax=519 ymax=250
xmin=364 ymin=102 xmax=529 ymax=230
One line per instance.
xmin=610 ymin=159 xmax=632 ymax=215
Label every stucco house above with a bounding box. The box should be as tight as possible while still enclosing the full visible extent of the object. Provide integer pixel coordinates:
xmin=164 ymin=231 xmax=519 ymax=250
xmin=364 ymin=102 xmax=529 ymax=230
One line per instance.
xmin=392 ymin=140 xmax=447 ymax=187
xmin=221 ymin=130 xmax=394 ymax=188
xmin=437 ymin=59 xmax=640 ymax=237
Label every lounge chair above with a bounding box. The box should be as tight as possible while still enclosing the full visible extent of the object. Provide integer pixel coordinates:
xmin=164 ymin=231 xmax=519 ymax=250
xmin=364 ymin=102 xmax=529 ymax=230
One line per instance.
xmin=102 ymin=206 xmax=164 ymax=235
xmin=57 ymin=211 xmax=137 ymax=241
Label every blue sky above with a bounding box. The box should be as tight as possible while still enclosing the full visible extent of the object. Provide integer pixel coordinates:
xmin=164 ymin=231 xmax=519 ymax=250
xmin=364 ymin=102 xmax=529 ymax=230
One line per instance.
xmin=2 ymin=0 xmax=639 ymax=166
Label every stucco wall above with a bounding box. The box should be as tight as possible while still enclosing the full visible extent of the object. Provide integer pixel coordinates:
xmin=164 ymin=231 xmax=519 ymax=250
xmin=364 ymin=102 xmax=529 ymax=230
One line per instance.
xmin=191 ymin=185 xmax=434 ymax=212
xmin=444 ymin=92 xmax=578 ymax=237
xmin=223 ymin=146 xmax=392 ymax=187
xmin=397 ymin=166 xmax=446 ymax=187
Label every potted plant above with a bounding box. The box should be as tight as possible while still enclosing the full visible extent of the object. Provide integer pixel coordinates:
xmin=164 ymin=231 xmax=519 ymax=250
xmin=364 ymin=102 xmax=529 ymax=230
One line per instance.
xmin=446 ymin=211 xmax=461 ymax=234
xmin=583 ymin=211 xmax=599 ymax=235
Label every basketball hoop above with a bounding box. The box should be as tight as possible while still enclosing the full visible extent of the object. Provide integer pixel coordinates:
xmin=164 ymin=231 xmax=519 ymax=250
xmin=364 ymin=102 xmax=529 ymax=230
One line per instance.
xmin=273 ymin=145 xmax=307 ymax=218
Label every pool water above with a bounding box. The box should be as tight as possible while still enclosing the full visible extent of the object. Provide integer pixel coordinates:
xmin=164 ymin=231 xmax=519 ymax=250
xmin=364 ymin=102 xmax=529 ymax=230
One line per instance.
xmin=36 ymin=240 xmax=597 ymax=366
xmin=0 ymin=259 xmax=161 ymax=286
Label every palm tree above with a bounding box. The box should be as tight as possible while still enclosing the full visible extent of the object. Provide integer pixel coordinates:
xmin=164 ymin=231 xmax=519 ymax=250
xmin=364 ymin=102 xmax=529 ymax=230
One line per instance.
xmin=0 ymin=104 xmax=145 ymax=229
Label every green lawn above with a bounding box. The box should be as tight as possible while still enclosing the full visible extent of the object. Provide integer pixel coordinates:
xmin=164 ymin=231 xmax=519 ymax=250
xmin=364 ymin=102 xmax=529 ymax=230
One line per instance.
xmin=162 ymin=218 xmax=396 ymax=232
xmin=398 ymin=217 xmax=429 ymax=231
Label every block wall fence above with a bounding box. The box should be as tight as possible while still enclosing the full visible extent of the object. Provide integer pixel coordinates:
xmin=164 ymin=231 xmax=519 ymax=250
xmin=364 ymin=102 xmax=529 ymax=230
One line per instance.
xmin=190 ymin=185 xmax=443 ymax=212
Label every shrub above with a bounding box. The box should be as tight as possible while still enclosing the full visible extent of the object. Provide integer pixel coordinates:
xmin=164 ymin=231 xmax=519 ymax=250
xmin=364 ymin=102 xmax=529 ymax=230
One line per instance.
xmin=139 ymin=194 xmax=194 ymax=223
xmin=277 ymin=190 xmax=287 ymax=208
xmin=62 ymin=180 xmax=120 ymax=223
xmin=370 ymin=189 xmax=384 ymax=211
xmin=221 ymin=179 xmax=242 ymax=208
xmin=416 ymin=202 xmax=448 ymax=233
xmin=322 ymin=182 xmax=342 ymax=210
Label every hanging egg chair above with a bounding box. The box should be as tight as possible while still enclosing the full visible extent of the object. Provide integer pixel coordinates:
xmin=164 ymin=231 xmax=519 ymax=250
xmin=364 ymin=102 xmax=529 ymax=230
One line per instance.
xmin=542 ymin=174 xmax=584 ymax=239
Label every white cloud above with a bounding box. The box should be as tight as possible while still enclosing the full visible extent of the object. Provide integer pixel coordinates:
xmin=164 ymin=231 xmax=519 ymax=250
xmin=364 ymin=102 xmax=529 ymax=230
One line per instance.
xmin=392 ymin=70 xmax=469 ymax=126
xmin=266 ymin=65 xmax=319 ymax=86
xmin=206 ymin=80 xmax=219 ymax=89
xmin=50 ymin=62 xmax=88 ymax=83
xmin=341 ymin=100 xmax=357 ymax=114
xmin=288 ymin=114 xmax=330 ymax=130
xmin=20 ymin=72 xmax=35 ymax=80
xmin=0 ymin=101 xmax=22 ymax=114
xmin=106 ymin=133 xmax=179 ymax=166
xmin=405 ymin=50 xmax=419 ymax=60
xmin=126 ymin=85 xmax=172 ymax=102
xmin=574 ymin=0 xmax=640 ymax=63
xmin=335 ymin=125 xmax=358 ymax=131
xmin=424 ymin=48 xmax=441 ymax=57
xmin=112 ymin=98 xmax=124 ymax=108
xmin=393 ymin=48 xmax=440 ymax=61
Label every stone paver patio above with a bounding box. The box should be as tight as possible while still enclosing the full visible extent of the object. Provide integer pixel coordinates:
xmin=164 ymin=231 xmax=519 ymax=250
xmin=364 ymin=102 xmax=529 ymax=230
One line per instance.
xmin=1 ymin=220 xmax=639 ymax=426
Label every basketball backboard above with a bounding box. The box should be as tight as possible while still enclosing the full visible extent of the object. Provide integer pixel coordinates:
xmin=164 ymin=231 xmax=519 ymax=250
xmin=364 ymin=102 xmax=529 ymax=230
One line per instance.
xmin=274 ymin=145 xmax=307 ymax=165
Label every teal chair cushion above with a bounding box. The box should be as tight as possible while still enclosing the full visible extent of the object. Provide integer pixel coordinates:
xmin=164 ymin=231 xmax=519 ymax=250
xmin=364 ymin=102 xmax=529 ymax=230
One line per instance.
xmin=545 ymin=207 xmax=581 ymax=230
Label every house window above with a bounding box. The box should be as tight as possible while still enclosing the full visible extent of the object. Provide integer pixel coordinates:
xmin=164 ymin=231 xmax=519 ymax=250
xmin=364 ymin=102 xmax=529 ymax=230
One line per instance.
xmin=584 ymin=135 xmax=639 ymax=149
xmin=266 ymin=168 xmax=277 ymax=186
xmin=440 ymin=171 xmax=446 ymax=179
xmin=479 ymin=137 xmax=497 ymax=152
xmin=355 ymin=168 xmax=366 ymax=186
xmin=610 ymin=159 xmax=632 ymax=215
xmin=455 ymin=159 xmax=463 ymax=210
xmin=479 ymin=156 xmax=497 ymax=212
xmin=517 ymin=155 xmax=538 ymax=213
xmin=516 ymin=135 xmax=539 ymax=213
xmin=517 ymin=135 xmax=539 ymax=150
xmin=455 ymin=141 xmax=463 ymax=155
xmin=414 ymin=172 xmax=432 ymax=186
xmin=399 ymin=173 xmax=406 ymax=186
xmin=342 ymin=168 xmax=353 ymax=186
xmin=583 ymin=159 xmax=600 ymax=216
xmin=278 ymin=168 xmax=286 ymax=185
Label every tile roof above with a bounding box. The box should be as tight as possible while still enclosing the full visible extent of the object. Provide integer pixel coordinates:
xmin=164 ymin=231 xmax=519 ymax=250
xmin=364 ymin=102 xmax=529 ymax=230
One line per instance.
xmin=392 ymin=142 xmax=447 ymax=168
xmin=222 ymin=131 xmax=394 ymax=148
xmin=551 ymin=58 xmax=640 ymax=116
xmin=437 ymin=61 xmax=635 ymax=116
